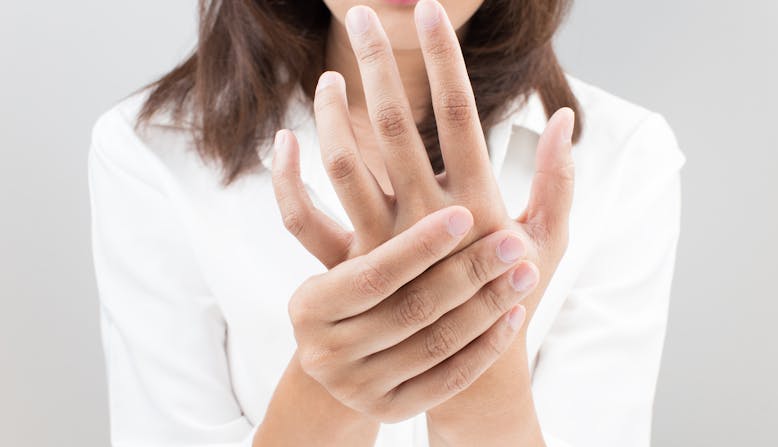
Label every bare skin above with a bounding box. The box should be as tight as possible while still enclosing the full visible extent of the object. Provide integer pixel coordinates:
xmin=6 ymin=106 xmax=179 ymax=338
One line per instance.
xmin=323 ymin=0 xmax=479 ymax=194
xmin=255 ymin=1 xmax=575 ymax=446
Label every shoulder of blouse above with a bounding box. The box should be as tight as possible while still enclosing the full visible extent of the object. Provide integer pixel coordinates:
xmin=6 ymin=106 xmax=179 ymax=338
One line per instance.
xmin=563 ymin=74 xmax=687 ymax=188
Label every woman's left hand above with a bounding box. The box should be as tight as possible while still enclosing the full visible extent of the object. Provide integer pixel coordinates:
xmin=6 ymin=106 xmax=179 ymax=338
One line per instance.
xmin=271 ymin=0 xmax=575 ymax=444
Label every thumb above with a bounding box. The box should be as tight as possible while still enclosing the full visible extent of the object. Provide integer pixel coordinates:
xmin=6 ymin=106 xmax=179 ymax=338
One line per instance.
xmin=517 ymin=107 xmax=576 ymax=245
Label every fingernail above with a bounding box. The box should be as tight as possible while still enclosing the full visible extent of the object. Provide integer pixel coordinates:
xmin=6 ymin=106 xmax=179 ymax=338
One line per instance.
xmin=415 ymin=0 xmax=441 ymax=30
xmin=316 ymin=72 xmax=339 ymax=93
xmin=346 ymin=6 xmax=371 ymax=35
xmin=274 ymin=129 xmax=288 ymax=150
xmin=506 ymin=305 xmax=526 ymax=332
xmin=447 ymin=211 xmax=473 ymax=237
xmin=497 ymin=235 xmax=525 ymax=263
xmin=560 ymin=108 xmax=575 ymax=145
xmin=510 ymin=263 xmax=538 ymax=292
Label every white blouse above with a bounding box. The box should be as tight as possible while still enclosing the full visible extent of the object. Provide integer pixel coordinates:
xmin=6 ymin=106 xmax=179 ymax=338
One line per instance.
xmin=88 ymin=75 xmax=685 ymax=447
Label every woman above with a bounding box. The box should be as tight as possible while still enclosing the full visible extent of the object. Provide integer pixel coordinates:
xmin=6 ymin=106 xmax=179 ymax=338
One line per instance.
xmin=88 ymin=0 xmax=685 ymax=445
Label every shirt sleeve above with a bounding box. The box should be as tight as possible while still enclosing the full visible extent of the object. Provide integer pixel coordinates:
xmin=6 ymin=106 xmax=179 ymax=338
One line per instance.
xmin=531 ymin=113 xmax=686 ymax=447
xmin=88 ymin=108 xmax=259 ymax=447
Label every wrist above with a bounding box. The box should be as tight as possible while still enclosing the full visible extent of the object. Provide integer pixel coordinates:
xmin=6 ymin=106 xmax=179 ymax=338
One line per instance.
xmin=255 ymin=350 xmax=379 ymax=447
xmin=426 ymin=395 xmax=545 ymax=447
xmin=425 ymin=339 xmax=545 ymax=447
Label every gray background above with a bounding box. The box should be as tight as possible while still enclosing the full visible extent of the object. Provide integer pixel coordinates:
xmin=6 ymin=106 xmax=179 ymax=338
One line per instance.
xmin=0 ymin=0 xmax=775 ymax=445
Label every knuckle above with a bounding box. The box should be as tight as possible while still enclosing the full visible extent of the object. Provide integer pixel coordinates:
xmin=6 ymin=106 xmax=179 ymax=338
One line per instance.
xmin=356 ymin=39 xmax=389 ymax=65
xmin=443 ymin=362 xmax=473 ymax=394
xmin=325 ymin=147 xmax=358 ymax=181
xmin=287 ymin=294 xmax=307 ymax=327
xmin=439 ymin=90 xmax=473 ymax=125
xmin=462 ymin=252 xmax=493 ymax=286
xmin=483 ymin=329 xmax=507 ymax=358
xmin=558 ymin=160 xmax=576 ymax=184
xmin=480 ymin=282 xmax=510 ymax=315
xmin=298 ymin=344 xmax=337 ymax=376
xmin=314 ymin=89 xmax=340 ymax=113
xmin=424 ymin=321 xmax=459 ymax=359
xmin=394 ymin=287 xmax=436 ymax=329
xmin=425 ymin=39 xmax=454 ymax=62
xmin=353 ymin=260 xmax=393 ymax=298
xmin=527 ymin=219 xmax=553 ymax=247
xmin=299 ymin=334 xmax=351 ymax=377
xmin=281 ymin=207 xmax=306 ymax=237
xmin=374 ymin=100 xmax=411 ymax=141
xmin=537 ymin=160 xmax=575 ymax=189
xmin=531 ymin=219 xmax=568 ymax=254
xmin=413 ymin=233 xmax=442 ymax=259
xmin=287 ymin=279 xmax=318 ymax=327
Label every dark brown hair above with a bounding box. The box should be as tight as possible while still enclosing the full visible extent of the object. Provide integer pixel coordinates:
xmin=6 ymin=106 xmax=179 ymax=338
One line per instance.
xmin=137 ymin=0 xmax=582 ymax=185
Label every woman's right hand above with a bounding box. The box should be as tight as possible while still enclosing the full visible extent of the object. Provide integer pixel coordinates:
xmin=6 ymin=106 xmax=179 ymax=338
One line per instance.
xmin=288 ymin=205 xmax=536 ymax=423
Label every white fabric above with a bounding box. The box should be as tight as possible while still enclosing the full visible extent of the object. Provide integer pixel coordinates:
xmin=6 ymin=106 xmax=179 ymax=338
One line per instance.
xmin=88 ymin=75 xmax=686 ymax=447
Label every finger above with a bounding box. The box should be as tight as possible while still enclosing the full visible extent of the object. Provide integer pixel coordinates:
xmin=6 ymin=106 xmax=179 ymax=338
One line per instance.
xmin=519 ymin=107 xmax=576 ymax=244
xmin=336 ymin=229 xmax=530 ymax=357
xmin=414 ymin=0 xmax=491 ymax=186
xmin=344 ymin=5 xmax=439 ymax=202
xmin=314 ymin=71 xmax=392 ymax=233
xmin=310 ymin=206 xmax=474 ymax=321
xmin=271 ymin=129 xmax=353 ymax=269
xmin=382 ymin=304 xmax=527 ymax=422
xmin=362 ymin=261 xmax=538 ymax=390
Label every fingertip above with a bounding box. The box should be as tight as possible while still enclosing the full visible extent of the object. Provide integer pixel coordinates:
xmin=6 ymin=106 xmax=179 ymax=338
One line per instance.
xmin=272 ymin=129 xmax=300 ymax=169
xmin=415 ymin=0 xmax=442 ymax=31
xmin=537 ymin=108 xmax=574 ymax=164
xmin=553 ymin=107 xmax=575 ymax=145
xmin=274 ymin=128 xmax=288 ymax=151
xmin=446 ymin=205 xmax=474 ymax=237
xmin=506 ymin=304 xmax=527 ymax=332
xmin=509 ymin=261 xmax=539 ymax=293
xmin=316 ymin=71 xmax=344 ymax=93
xmin=345 ymin=5 xmax=373 ymax=36
xmin=274 ymin=129 xmax=295 ymax=155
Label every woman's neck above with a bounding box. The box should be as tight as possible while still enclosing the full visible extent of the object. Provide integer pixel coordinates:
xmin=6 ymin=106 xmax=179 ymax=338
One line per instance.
xmin=323 ymin=18 xmax=432 ymax=124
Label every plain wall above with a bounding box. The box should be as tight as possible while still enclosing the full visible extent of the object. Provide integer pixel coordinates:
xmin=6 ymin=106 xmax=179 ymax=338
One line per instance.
xmin=1 ymin=1 xmax=775 ymax=445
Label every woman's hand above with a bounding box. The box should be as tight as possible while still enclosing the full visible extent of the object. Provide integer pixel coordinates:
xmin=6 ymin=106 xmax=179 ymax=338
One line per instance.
xmin=272 ymin=0 xmax=575 ymax=443
xmin=274 ymin=1 xmax=573 ymax=339
xmin=280 ymin=205 xmax=535 ymax=422
xmin=273 ymin=0 xmax=574 ymax=287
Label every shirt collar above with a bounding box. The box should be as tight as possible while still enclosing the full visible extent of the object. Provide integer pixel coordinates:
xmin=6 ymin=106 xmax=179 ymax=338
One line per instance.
xmin=509 ymin=88 xmax=548 ymax=135
xmin=484 ymin=89 xmax=547 ymax=177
